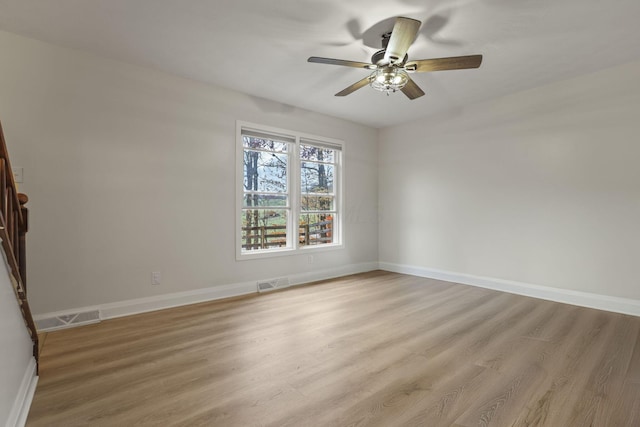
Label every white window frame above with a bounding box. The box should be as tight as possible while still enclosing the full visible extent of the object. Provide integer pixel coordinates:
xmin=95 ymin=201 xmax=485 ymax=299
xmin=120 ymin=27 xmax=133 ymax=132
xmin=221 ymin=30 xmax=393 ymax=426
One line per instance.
xmin=236 ymin=121 xmax=344 ymax=260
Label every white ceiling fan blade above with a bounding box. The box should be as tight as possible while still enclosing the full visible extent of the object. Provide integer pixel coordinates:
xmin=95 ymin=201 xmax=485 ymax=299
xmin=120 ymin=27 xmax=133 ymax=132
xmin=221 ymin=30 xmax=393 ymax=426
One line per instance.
xmin=384 ymin=17 xmax=421 ymax=64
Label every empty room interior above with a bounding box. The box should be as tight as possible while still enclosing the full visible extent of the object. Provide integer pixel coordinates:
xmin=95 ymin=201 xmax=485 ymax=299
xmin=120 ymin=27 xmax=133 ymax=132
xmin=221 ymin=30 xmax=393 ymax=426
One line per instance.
xmin=1 ymin=0 xmax=640 ymax=426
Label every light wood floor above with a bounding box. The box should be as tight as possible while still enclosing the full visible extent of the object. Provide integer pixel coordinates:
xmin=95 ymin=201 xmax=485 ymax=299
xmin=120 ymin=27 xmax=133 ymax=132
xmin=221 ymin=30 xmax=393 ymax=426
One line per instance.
xmin=27 ymin=271 xmax=640 ymax=426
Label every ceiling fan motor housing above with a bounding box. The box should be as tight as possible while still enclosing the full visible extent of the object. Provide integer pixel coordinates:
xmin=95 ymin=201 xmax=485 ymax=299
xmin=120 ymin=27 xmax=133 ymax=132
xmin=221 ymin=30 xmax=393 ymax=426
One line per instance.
xmin=371 ymin=49 xmax=408 ymax=66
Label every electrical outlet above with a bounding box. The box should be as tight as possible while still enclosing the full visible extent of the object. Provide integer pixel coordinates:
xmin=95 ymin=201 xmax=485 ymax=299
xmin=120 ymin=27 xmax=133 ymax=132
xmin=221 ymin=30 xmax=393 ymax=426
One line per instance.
xmin=12 ymin=167 xmax=23 ymax=183
xmin=151 ymin=271 xmax=161 ymax=285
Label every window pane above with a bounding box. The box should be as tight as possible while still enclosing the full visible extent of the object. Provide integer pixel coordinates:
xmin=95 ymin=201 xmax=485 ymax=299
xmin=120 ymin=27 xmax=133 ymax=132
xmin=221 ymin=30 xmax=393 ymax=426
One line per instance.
xmin=301 ymin=162 xmax=334 ymax=193
xmin=299 ymin=213 xmax=334 ymax=246
xmin=300 ymin=144 xmax=334 ymax=162
xmin=301 ymin=195 xmax=334 ymax=211
xmin=241 ymin=209 xmax=288 ymax=251
xmin=243 ymin=136 xmax=288 ymax=152
xmin=244 ymin=150 xmax=287 ymax=193
xmin=243 ymin=194 xmax=287 ymax=208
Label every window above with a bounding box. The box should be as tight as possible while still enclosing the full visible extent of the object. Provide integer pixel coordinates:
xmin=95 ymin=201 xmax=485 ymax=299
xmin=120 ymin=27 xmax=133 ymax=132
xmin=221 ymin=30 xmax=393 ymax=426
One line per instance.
xmin=299 ymin=141 xmax=338 ymax=247
xmin=237 ymin=122 xmax=342 ymax=259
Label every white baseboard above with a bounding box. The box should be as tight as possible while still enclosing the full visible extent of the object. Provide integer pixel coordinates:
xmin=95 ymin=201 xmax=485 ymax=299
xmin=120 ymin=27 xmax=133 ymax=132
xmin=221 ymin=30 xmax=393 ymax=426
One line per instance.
xmin=288 ymin=262 xmax=379 ymax=287
xmin=35 ymin=262 xmax=379 ymax=329
xmin=98 ymin=280 xmax=258 ymax=320
xmin=379 ymin=262 xmax=640 ymax=317
xmin=6 ymin=357 xmax=38 ymax=427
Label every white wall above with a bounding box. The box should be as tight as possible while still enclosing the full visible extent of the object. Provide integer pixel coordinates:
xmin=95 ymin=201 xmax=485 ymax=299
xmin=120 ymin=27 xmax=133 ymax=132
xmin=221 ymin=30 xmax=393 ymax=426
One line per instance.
xmin=379 ymin=60 xmax=640 ymax=300
xmin=0 ymin=254 xmax=36 ymax=426
xmin=4 ymin=25 xmax=638 ymax=316
xmin=0 ymin=30 xmax=379 ymax=315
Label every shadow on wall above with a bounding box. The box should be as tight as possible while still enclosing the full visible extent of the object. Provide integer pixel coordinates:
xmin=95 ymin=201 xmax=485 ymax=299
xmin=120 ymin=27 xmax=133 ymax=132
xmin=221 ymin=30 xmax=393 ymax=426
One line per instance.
xmin=248 ymin=95 xmax=297 ymax=115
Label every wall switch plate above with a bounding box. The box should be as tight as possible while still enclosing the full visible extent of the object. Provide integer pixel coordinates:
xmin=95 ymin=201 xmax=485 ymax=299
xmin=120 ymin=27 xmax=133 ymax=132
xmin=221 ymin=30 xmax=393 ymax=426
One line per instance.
xmin=151 ymin=271 xmax=161 ymax=285
xmin=12 ymin=167 xmax=23 ymax=183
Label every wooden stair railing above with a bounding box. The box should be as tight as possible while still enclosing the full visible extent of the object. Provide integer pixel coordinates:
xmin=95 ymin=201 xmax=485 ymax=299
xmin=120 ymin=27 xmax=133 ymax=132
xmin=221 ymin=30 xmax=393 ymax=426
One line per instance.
xmin=0 ymin=121 xmax=38 ymax=371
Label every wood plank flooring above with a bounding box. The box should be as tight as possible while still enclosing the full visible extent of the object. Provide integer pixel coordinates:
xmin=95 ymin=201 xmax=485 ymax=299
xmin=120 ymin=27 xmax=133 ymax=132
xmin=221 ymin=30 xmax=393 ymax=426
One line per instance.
xmin=26 ymin=271 xmax=640 ymax=426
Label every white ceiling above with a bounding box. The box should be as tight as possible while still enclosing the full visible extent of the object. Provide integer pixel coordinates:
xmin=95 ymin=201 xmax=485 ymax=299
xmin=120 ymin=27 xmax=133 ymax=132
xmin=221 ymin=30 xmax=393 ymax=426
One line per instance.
xmin=1 ymin=0 xmax=639 ymax=128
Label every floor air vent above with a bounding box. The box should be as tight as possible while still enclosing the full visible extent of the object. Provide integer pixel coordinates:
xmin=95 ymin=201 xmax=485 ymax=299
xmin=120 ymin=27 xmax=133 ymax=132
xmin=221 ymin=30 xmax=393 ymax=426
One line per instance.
xmin=36 ymin=310 xmax=101 ymax=332
xmin=257 ymin=277 xmax=290 ymax=293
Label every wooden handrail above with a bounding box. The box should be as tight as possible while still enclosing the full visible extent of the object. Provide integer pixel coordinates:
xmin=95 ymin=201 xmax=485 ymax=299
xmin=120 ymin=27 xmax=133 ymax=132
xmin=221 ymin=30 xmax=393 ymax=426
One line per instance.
xmin=0 ymin=120 xmax=38 ymax=371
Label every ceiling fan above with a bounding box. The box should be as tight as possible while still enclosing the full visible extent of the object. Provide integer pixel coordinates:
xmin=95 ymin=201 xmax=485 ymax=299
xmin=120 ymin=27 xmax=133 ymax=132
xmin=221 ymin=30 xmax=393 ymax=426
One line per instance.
xmin=308 ymin=17 xmax=483 ymax=99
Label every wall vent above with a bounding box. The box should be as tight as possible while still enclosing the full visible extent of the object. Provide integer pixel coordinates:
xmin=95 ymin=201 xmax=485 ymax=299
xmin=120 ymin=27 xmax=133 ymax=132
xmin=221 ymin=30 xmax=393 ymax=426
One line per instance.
xmin=36 ymin=310 xmax=101 ymax=332
xmin=257 ymin=277 xmax=290 ymax=293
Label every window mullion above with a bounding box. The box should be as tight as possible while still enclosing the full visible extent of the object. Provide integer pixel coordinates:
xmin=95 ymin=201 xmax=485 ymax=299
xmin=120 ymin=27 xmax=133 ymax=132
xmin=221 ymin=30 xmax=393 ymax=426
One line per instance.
xmin=243 ymin=146 xmax=288 ymax=155
xmin=291 ymin=139 xmax=299 ymax=250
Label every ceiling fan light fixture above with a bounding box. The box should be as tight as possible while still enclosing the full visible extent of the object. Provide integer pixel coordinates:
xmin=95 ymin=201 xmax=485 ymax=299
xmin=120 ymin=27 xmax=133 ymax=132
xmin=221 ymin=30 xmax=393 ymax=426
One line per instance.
xmin=308 ymin=16 xmax=482 ymax=100
xmin=370 ymin=67 xmax=408 ymax=94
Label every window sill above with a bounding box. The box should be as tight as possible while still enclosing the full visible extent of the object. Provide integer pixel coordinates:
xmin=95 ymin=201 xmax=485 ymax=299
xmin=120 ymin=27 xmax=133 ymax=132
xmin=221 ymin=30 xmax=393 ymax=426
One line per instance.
xmin=236 ymin=243 xmax=344 ymax=261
